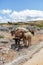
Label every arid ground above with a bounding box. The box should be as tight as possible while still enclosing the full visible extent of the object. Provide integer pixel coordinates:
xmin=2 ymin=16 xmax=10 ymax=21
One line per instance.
xmin=0 ymin=26 xmax=43 ymax=65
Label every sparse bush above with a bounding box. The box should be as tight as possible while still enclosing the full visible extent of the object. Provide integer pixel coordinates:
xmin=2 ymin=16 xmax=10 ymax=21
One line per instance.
xmin=8 ymin=21 xmax=12 ymax=25
xmin=0 ymin=35 xmax=4 ymax=38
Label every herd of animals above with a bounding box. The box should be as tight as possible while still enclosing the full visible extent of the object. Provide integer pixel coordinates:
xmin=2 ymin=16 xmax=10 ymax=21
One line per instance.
xmin=11 ymin=27 xmax=34 ymax=49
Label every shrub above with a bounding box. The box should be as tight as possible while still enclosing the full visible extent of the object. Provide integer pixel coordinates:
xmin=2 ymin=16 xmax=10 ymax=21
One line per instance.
xmin=0 ymin=35 xmax=4 ymax=38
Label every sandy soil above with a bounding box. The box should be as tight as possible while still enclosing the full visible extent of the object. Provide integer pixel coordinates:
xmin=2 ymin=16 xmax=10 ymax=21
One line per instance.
xmin=0 ymin=48 xmax=17 ymax=62
xmin=0 ymin=30 xmax=43 ymax=65
xmin=31 ymin=34 xmax=43 ymax=45
xmin=23 ymin=48 xmax=43 ymax=65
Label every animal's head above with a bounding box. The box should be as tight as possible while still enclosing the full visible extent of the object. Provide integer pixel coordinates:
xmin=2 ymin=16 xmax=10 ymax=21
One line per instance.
xmin=15 ymin=29 xmax=24 ymax=38
xmin=11 ymin=30 xmax=15 ymax=36
xmin=29 ymin=29 xmax=34 ymax=35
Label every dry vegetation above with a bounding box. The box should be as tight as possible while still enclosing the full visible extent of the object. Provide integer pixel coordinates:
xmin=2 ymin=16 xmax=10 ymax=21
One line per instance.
xmin=0 ymin=20 xmax=43 ymax=28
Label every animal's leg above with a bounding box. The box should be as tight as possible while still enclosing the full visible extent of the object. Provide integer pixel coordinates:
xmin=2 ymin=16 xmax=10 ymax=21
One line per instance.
xmin=17 ymin=39 xmax=21 ymax=50
xmin=23 ymin=38 xmax=25 ymax=44
xmin=28 ymin=37 xmax=31 ymax=46
xmin=23 ymin=38 xmax=26 ymax=46
xmin=26 ymin=40 xmax=29 ymax=47
xmin=18 ymin=39 xmax=20 ymax=46
xmin=15 ymin=39 xmax=17 ymax=45
xmin=25 ymin=40 xmax=27 ymax=46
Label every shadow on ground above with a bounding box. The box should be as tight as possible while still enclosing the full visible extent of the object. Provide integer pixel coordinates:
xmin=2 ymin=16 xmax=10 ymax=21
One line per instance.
xmin=11 ymin=44 xmax=28 ymax=51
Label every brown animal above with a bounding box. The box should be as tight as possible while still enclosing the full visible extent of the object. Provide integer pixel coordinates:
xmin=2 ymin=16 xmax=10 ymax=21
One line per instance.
xmin=23 ymin=32 xmax=32 ymax=47
xmin=11 ymin=28 xmax=33 ymax=47
xmin=11 ymin=29 xmax=26 ymax=46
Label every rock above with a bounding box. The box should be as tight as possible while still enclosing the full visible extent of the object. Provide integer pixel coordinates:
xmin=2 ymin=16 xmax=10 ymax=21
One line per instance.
xmin=0 ymin=47 xmax=10 ymax=54
xmin=0 ymin=38 xmax=10 ymax=43
xmin=0 ymin=57 xmax=6 ymax=65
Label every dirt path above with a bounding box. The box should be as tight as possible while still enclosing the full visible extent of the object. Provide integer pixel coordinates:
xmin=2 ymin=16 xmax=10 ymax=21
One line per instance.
xmin=23 ymin=48 xmax=43 ymax=65
xmin=4 ymin=41 xmax=43 ymax=65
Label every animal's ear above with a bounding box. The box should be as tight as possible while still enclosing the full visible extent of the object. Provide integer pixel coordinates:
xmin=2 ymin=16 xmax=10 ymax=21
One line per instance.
xmin=10 ymin=31 xmax=14 ymax=36
xmin=31 ymin=31 xmax=34 ymax=35
xmin=29 ymin=29 xmax=34 ymax=35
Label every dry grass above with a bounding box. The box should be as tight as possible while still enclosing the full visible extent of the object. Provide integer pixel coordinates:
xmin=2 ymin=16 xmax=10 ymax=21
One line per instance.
xmin=0 ymin=49 xmax=17 ymax=62
xmin=31 ymin=34 xmax=43 ymax=45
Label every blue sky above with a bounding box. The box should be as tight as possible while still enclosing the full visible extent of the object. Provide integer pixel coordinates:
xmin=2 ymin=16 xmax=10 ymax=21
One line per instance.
xmin=0 ymin=0 xmax=43 ymax=11
xmin=0 ymin=0 xmax=43 ymax=23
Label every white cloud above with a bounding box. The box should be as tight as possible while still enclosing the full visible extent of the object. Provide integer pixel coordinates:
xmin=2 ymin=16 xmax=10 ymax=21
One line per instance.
xmin=0 ymin=16 xmax=11 ymax=23
xmin=10 ymin=9 xmax=43 ymax=22
xmin=0 ymin=9 xmax=43 ymax=23
xmin=30 ymin=18 xmax=43 ymax=21
xmin=0 ymin=9 xmax=12 ymax=14
xmin=10 ymin=10 xmax=43 ymax=17
xmin=0 ymin=16 xmax=3 ymax=20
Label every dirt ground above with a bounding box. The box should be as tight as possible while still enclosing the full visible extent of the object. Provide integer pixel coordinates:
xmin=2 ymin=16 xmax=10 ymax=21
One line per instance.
xmin=0 ymin=49 xmax=17 ymax=62
xmin=31 ymin=34 xmax=43 ymax=45
xmin=0 ymin=30 xmax=43 ymax=65
xmin=23 ymin=48 xmax=43 ymax=65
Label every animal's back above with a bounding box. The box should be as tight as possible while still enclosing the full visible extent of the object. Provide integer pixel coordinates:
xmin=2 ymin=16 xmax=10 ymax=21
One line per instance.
xmin=24 ymin=32 xmax=32 ymax=36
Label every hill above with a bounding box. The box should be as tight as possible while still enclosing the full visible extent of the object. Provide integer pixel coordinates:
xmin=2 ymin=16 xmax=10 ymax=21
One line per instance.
xmin=0 ymin=20 xmax=43 ymax=28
